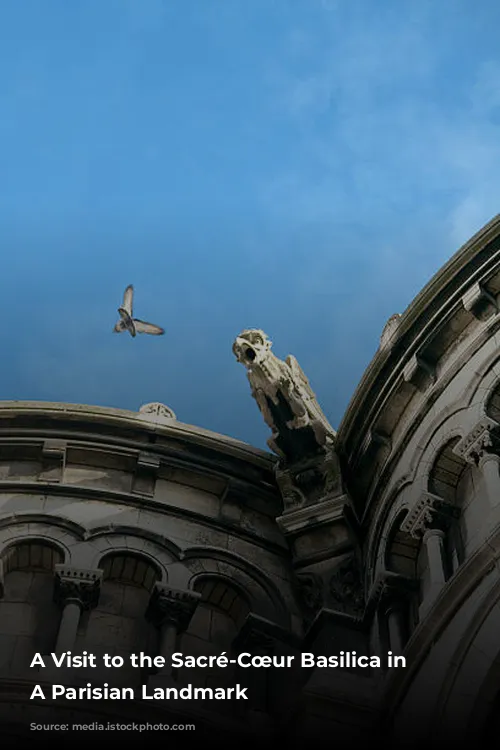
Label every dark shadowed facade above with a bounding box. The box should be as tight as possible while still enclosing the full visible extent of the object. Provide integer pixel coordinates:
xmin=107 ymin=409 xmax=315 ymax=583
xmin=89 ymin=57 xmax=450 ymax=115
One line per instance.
xmin=2 ymin=217 xmax=500 ymax=746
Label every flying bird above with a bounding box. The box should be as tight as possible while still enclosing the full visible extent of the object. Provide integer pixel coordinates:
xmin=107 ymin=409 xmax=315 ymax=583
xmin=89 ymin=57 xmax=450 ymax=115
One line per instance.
xmin=113 ymin=285 xmax=164 ymax=337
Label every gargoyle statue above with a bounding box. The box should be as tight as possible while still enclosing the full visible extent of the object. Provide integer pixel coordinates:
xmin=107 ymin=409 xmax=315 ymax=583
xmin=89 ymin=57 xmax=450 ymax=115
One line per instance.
xmin=233 ymin=329 xmax=336 ymax=461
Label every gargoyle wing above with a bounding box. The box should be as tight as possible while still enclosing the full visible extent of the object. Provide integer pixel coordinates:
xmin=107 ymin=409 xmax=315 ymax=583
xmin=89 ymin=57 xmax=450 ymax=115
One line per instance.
xmin=286 ymin=355 xmax=316 ymax=399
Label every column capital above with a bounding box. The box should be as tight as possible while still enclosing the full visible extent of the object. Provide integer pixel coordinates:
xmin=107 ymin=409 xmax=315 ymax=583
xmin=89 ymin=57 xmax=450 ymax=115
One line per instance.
xmin=53 ymin=566 xmax=103 ymax=610
xmin=145 ymin=583 xmax=201 ymax=632
xmin=400 ymin=493 xmax=459 ymax=539
xmin=453 ymin=419 xmax=500 ymax=466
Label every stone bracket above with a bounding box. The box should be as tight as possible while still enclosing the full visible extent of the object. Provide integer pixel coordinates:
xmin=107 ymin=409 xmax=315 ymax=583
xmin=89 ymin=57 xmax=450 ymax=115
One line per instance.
xmin=53 ymin=565 xmax=103 ymax=610
xmin=39 ymin=439 xmax=67 ymax=483
xmin=145 ymin=583 xmax=201 ymax=632
xmin=232 ymin=613 xmax=299 ymax=653
xmin=462 ymin=281 xmax=498 ymax=321
xmin=132 ymin=451 xmax=161 ymax=497
xmin=360 ymin=429 xmax=392 ymax=459
xmin=403 ymin=353 xmax=436 ymax=391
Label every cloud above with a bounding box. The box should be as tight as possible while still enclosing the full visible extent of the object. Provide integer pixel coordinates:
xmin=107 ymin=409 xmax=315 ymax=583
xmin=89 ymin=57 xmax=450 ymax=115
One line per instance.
xmin=259 ymin=2 xmax=500 ymax=253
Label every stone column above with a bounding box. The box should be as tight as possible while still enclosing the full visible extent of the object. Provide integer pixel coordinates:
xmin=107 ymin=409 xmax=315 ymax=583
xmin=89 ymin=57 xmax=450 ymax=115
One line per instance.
xmin=375 ymin=574 xmax=414 ymax=657
xmin=454 ymin=420 xmax=500 ymax=510
xmin=385 ymin=601 xmax=405 ymax=655
xmin=145 ymin=583 xmax=200 ymax=687
xmin=401 ymin=494 xmax=460 ymax=618
xmin=423 ymin=528 xmax=446 ymax=588
xmin=53 ymin=566 xmax=103 ymax=654
xmin=478 ymin=452 xmax=500 ymax=509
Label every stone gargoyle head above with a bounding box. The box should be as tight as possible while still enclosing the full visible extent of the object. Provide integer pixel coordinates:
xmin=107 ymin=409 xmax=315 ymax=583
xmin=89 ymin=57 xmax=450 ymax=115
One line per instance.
xmin=232 ymin=329 xmax=273 ymax=368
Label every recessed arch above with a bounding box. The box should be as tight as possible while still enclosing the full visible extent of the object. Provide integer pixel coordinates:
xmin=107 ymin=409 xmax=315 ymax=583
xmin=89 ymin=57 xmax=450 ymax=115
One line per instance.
xmin=428 ymin=437 xmax=467 ymax=502
xmin=98 ymin=551 xmax=162 ymax=592
xmin=384 ymin=509 xmax=420 ymax=579
xmin=183 ymin=547 xmax=291 ymax=627
xmin=191 ymin=574 xmax=251 ymax=629
xmin=1 ymin=539 xmax=64 ymax=574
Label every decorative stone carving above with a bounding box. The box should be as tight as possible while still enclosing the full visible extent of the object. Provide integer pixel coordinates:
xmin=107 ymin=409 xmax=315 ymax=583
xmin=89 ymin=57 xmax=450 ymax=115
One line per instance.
xmin=453 ymin=418 xmax=499 ymax=465
xmin=379 ymin=314 xmax=402 ymax=350
xmin=400 ymin=493 xmax=459 ymax=539
xmin=145 ymin=583 xmax=200 ymax=632
xmin=233 ymin=329 xmax=335 ymax=461
xmin=275 ymin=466 xmax=307 ymax=509
xmin=329 ymin=557 xmax=365 ymax=618
xmin=53 ymin=566 xmax=103 ymax=610
xmin=139 ymin=402 xmax=177 ymax=420
xmin=294 ymin=572 xmax=324 ymax=619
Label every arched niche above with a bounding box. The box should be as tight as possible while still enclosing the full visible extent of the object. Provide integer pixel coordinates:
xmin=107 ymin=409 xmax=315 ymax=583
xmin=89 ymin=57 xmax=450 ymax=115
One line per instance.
xmin=0 ymin=540 xmax=64 ymax=676
xmin=427 ymin=438 xmax=468 ymax=579
xmin=179 ymin=575 xmax=251 ymax=692
xmin=77 ymin=551 xmax=162 ymax=687
xmin=383 ymin=510 xmax=421 ymax=642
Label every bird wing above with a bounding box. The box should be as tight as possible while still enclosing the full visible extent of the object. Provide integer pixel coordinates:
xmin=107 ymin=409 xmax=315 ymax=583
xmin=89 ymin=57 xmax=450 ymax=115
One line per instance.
xmin=122 ymin=285 xmax=134 ymax=314
xmin=134 ymin=319 xmax=165 ymax=335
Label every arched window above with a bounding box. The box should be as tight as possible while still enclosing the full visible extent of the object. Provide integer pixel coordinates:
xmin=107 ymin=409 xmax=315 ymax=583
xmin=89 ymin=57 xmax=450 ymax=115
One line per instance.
xmin=428 ymin=438 xmax=467 ymax=579
xmin=79 ymin=552 xmax=161 ymax=687
xmin=179 ymin=576 xmax=250 ymax=691
xmin=0 ymin=540 xmax=64 ymax=676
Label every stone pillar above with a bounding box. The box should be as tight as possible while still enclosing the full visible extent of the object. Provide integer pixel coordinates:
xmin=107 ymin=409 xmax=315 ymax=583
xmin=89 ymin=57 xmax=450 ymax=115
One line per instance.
xmin=453 ymin=420 xmax=500 ymax=510
xmin=401 ymin=493 xmax=458 ymax=614
xmin=145 ymin=583 xmax=200 ymax=687
xmin=375 ymin=574 xmax=414 ymax=657
xmin=53 ymin=566 xmax=102 ymax=653
xmin=478 ymin=453 xmax=500 ymax=509
xmin=385 ymin=602 xmax=405 ymax=655
xmin=423 ymin=528 xmax=446 ymax=588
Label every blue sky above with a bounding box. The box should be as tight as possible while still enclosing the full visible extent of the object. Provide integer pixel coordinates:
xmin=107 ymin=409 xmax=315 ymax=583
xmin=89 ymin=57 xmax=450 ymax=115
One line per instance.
xmin=1 ymin=0 xmax=500 ymax=450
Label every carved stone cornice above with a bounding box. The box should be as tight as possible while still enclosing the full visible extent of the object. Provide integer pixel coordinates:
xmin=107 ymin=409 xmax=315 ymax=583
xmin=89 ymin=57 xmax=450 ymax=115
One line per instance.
xmin=145 ymin=583 xmax=200 ymax=632
xmin=400 ymin=493 xmax=459 ymax=539
xmin=453 ymin=418 xmax=500 ymax=466
xmin=53 ymin=566 xmax=103 ymax=610
xmin=276 ymin=493 xmax=348 ymax=536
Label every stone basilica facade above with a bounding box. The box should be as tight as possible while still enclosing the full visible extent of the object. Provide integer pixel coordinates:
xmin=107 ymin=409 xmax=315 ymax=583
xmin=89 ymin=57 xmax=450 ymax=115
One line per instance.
xmin=2 ymin=217 xmax=500 ymax=745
